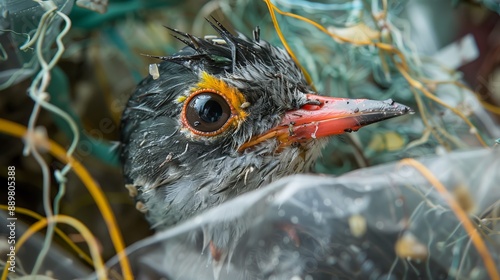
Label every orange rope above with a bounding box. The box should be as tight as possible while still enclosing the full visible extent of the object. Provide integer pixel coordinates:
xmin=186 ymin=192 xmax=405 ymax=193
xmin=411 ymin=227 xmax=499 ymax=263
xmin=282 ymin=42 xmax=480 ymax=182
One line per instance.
xmin=263 ymin=0 xmax=315 ymax=90
xmin=0 ymin=118 xmax=133 ymax=279
xmin=399 ymin=158 xmax=499 ymax=280
xmin=1 ymin=215 xmax=106 ymax=279
xmin=0 ymin=205 xmax=93 ymax=266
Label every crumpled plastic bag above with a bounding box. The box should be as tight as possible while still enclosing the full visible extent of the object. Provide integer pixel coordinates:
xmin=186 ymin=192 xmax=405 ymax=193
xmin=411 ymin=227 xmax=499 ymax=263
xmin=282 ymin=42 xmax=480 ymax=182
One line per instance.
xmin=106 ymin=148 xmax=500 ymax=280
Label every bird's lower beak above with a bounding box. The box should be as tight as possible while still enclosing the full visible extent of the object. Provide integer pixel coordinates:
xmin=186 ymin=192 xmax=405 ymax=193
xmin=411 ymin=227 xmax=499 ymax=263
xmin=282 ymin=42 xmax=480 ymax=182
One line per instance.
xmin=239 ymin=94 xmax=413 ymax=151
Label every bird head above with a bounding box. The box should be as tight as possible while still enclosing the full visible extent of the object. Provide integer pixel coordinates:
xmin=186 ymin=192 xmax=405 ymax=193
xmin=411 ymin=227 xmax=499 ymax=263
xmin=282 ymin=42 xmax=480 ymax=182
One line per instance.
xmin=120 ymin=20 xmax=412 ymax=229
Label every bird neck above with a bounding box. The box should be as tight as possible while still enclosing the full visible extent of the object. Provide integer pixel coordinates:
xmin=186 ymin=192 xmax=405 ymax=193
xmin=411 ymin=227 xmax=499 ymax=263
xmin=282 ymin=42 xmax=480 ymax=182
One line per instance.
xmin=141 ymin=139 xmax=327 ymax=229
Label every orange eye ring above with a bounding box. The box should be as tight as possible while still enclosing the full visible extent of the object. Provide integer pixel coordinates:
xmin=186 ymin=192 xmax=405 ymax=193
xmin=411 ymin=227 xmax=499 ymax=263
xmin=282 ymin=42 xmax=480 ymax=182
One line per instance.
xmin=181 ymin=89 xmax=237 ymax=136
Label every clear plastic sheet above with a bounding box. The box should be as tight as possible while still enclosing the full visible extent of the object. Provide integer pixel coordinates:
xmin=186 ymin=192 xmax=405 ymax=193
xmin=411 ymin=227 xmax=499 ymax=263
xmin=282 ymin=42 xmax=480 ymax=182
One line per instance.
xmin=106 ymin=148 xmax=500 ymax=280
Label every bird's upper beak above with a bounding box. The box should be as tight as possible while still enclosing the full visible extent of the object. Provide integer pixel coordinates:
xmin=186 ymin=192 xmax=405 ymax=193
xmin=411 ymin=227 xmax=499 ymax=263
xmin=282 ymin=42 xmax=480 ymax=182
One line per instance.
xmin=239 ymin=94 xmax=413 ymax=151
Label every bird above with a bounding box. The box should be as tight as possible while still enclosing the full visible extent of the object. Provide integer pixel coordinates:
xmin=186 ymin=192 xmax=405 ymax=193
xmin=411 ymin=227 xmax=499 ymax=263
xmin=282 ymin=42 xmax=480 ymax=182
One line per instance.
xmin=120 ymin=19 xmax=413 ymax=278
xmin=110 ymin=149 xmax=500 ymax=280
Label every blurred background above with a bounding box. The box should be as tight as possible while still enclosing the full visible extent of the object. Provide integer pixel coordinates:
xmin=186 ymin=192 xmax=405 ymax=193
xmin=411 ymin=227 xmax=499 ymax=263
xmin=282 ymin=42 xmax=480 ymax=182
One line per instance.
xmin=0 ymin=0 xmax=499 ymax=278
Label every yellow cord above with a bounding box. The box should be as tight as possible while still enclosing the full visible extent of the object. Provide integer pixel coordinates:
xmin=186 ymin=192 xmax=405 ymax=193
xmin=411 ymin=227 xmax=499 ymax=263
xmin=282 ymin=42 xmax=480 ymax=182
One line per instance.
xmin=0 ymin=118 xmax=133 ymax=279
xmin=1 ymin=215 xmax=107 ymax=280
xmin=394 ymin=63 xmax=488 ymax=147
xmin=263 ymin=0 xmax=315 ymax=91
xmin=399 ymin=158 xmax=500 ymax=280
xmin=0 ymin=205 xmax=93 ymax=266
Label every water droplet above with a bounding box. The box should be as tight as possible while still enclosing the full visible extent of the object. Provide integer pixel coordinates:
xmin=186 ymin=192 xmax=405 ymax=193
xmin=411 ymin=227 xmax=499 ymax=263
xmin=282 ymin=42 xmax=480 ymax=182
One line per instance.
xmin=272 ymin=245 xmax=280 ymax=253
xmin=278 ymin=209 xmax=285 ymax=217
xmin=395 ymin=198 xmax=403 ymax=207
xmin=361 ymin=260 xmax=375 ymax=273
xmin=282 ymin=236 xmax=290 ymax=244
xmin=313 ymin=211 xmax=322 ymax=223
xmin=291 ymin=216 xmax=299 ymax=224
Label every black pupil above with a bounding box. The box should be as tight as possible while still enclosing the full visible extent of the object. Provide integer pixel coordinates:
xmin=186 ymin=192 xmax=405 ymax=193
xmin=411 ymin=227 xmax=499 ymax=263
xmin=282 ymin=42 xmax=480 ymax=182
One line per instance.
xmin=194 ymin=96 xmax=222 ymax=123
xmin=185 ymin=92 xmax=231 ymax=133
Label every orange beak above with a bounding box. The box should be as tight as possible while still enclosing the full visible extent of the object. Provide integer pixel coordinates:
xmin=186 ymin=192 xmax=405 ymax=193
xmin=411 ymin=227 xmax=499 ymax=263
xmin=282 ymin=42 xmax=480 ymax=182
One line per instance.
xmin=239 ymin=94 xmax=413 ymax=151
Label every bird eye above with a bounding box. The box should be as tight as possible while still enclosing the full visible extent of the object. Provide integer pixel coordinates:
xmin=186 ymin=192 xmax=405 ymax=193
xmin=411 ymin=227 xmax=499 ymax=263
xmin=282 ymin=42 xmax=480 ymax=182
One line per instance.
xmin=183 ymin=90 xmax=232 ymax=135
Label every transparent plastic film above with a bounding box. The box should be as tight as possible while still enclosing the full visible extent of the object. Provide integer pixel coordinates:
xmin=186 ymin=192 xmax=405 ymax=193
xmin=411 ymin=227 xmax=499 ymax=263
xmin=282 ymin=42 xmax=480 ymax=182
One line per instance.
xmin=107 ymin=149 xmax=500 ymax=279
